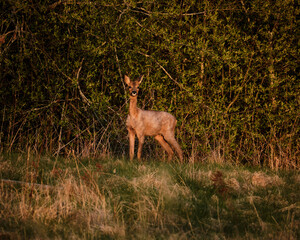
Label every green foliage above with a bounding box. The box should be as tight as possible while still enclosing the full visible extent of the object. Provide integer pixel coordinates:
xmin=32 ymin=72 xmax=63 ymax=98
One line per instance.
xmin=0 ymin=0 xmax=299 ymax=168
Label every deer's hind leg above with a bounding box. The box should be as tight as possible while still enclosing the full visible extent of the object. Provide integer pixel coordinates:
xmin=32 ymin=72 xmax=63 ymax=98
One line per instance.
xmin=155 ymin=135 xmax=174 ymax=162
xmin=163 ymin=134 xmax=183 ymax=162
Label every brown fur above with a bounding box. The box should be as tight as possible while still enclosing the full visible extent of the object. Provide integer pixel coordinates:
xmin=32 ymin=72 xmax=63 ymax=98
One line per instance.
xmin=124 ymin=75 xmax=183 ymax=162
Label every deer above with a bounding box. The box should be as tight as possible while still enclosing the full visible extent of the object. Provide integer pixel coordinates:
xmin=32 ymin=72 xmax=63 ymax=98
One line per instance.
xmin=124 ymin=75 xmax=183 ymax=162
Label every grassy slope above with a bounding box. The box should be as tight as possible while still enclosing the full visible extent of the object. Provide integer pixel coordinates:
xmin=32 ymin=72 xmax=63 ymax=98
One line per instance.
xmin=0 ymin=154 xmax=299 ymax=239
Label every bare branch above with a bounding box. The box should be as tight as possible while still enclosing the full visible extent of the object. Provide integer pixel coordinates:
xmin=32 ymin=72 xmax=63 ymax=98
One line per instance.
xmin=48 ymin=0 xmax=97 ymax=10
xmin=138 ymin=51 xmax=210 ymax=110
xmin=114 ymin=46 xmax=126 ymax=93
xmin=76 ymin=58 xmax=92 ymax=106
xmin=225 ymin=52 xmax=254 ymax=114
xmin=1 ymin=179 xmax=55 ymax=190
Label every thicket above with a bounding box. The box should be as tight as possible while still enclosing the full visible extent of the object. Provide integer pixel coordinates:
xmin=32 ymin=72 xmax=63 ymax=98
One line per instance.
xmin=0 ymin=0 xmax=299 ymax=169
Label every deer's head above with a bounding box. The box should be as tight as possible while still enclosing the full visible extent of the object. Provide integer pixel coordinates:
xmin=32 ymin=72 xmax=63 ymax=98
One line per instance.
xmin=124 ymin=75 xmax=144 ymax=97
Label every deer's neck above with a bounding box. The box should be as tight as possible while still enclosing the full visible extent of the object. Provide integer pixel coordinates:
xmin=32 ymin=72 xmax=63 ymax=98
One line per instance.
xmin=129 ymin=96 xmax=139 ymax=117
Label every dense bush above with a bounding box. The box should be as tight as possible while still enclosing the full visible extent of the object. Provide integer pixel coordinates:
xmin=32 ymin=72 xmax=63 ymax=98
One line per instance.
xmin=0 ymin=0 xmax=298 ymax=168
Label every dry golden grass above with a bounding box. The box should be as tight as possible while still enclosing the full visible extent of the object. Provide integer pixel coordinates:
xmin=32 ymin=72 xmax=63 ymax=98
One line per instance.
xmin=0 ymin=174 xmax=125 ymax=239
xmin=0 ymin=154 xmax=299 ymax=239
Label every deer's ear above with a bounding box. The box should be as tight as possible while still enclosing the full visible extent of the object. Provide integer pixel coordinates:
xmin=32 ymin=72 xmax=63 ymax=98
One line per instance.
xmin=138 ymin=75 xmax=144 ymax=85
xmin=124 ymin=75 xmax=130 ymax=85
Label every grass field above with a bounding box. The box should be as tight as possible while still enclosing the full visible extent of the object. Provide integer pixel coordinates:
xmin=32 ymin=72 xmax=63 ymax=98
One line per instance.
xmin=0 ymin=153 xmax=299 ymax=239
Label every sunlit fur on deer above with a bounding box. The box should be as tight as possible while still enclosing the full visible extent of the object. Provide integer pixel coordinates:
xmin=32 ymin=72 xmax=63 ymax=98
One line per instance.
xmin=125 ymin=75 xmax=183 ymax=162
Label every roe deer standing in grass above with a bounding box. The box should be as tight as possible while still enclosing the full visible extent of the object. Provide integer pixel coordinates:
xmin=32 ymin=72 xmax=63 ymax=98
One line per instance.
xmin=124 ymin=75 xmax=183 ymax=162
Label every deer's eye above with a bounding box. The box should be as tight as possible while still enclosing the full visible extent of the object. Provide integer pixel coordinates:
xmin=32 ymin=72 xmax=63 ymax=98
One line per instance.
xmin=128 ymin=86 xmax=132 ymax=89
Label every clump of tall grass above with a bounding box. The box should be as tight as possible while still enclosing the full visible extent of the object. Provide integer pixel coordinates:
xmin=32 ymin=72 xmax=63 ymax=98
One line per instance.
xmin=1 ymin=175 xmax=125 ymax=239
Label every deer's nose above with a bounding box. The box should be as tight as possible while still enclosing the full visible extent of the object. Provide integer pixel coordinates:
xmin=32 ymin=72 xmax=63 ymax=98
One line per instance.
xmin=132 ymin=91 xmax=137 ymax=95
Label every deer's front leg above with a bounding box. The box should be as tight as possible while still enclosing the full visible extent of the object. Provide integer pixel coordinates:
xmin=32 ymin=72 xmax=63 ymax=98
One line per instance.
xmin=137 ymin=135 xmax=145 ymax=161
xmin=128 ymin=128 xmax=135 ymax=161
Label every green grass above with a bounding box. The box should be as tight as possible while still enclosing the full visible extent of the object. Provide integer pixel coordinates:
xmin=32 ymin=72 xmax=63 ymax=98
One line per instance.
xmin=0 ymin=153 xmax=299 ymax=239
